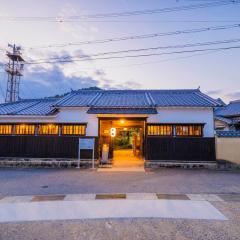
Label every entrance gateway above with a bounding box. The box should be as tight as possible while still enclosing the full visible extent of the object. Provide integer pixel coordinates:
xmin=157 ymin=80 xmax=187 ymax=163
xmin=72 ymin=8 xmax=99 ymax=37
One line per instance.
xmin=99 ymin=118 xmax=146 ymax=168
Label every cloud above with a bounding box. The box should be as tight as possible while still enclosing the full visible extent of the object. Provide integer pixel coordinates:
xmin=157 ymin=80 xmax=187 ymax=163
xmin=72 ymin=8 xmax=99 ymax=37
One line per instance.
xmin=224 ymin=92 xmax=240 ymax=100
xmin=94 ymin=69 xmax=105 ymax=77
xmin=57 ymin=3 xmax=99 ymax=39
xmin=21 ymin=64 xmax=101 ymax=98
xmin=102 ymin=80 xmax=142 ymax=90
xmin=205 ymin=89 xmax=223 ymax=95
xmin=0 ymin=46 xmax=143 ymax=101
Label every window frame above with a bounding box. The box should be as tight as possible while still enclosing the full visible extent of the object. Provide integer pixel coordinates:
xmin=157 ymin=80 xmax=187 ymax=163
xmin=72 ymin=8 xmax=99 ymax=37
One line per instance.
xmin=15 ymin=124 xmax=35 ymax=135
xmin=147 ymin=124 xmax=173 ymax=136
xmin=0 ymin=124 xmax=13 ymax=135
xmin=147 ymin=123 xmax=203 ymax=137
xmin=37 ymin=124 xmax=59 ymax=135
xmin=61 ymin=124 xmax=86 ymax=136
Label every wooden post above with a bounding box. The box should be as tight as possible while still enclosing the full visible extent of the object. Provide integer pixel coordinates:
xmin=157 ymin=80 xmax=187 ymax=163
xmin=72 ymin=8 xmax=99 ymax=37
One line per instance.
xmin=77 ymin=138 xmax=81 ymax=168
xmin=92 ymin=138 xmax=95 ymax=169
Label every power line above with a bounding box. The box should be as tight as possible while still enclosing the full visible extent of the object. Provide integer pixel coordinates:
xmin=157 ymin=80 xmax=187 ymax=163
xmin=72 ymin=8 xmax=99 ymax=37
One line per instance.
xmin=3 ymin=19 xmax=240 ymax=23
xmin=68 ymin=48 xmax=227 ymax=71
xmin=68 ymin=48 xmax=225 ymax=72
xmin=25 ymin=45 xmax=240 ymax=65
xmin=26 ymin=38 xmax=240 ymax=63
xmin=0 ymin=0 xmax=239 ymax=22
xmin=26 ymin=23 xmax=240 ymax=50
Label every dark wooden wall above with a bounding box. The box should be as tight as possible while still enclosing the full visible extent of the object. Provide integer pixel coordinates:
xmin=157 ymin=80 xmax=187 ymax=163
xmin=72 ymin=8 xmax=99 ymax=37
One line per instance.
xmin=145 ymin=137 xmax=216 ymax=161
xmin=0 ymin=136 xmax=99 ymax=159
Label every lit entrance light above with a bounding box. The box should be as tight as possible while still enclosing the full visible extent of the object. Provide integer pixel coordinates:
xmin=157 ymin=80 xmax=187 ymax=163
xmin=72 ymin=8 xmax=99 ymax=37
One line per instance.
xmin=110 ymin=127 xmax=116 ymax=137
xmin=120 ymin=119 xmax=125 ymax=124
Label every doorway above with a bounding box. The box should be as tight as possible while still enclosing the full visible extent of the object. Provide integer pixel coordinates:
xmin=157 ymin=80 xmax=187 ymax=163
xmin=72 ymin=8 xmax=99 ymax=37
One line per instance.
xmin=99 ymin=118 xmax=145 ymax=168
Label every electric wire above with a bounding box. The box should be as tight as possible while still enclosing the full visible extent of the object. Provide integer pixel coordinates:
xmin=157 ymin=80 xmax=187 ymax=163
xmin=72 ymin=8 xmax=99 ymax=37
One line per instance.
xmin=26 ymin=38 xmax=240 ymax=63
xmin=0 ymin=0 xmax=239 ymax=22
xmin=26 ymin=23 xmax=240 ymax=50
xmin=25 ymin=45 xmax=240 ymax=65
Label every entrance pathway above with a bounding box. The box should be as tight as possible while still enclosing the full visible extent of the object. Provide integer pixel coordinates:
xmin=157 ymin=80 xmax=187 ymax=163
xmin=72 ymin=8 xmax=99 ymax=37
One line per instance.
xmin=98 ymin=149 xmax=145 ymax=172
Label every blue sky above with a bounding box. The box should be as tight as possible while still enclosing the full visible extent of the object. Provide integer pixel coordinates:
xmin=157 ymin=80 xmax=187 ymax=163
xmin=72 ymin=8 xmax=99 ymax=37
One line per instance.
xmin=0 ymin=0 xmax=240 ymax=103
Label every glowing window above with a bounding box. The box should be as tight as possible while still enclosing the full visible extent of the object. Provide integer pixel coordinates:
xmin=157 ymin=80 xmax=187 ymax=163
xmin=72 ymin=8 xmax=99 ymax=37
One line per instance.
xmin=15 ymin=124 xmax=35 ymax=135
xmin=61 ymin=125 xmax=86 ymax=135
xmin=0 ymin=125 xmax=12 ymax=135
xmin=147 ymin=125 xmax=173 ymax=136
xmin=176 ymin=125 xmax=202 ymax=136
xmin=38 ymin=124 xmax=59 ymax=135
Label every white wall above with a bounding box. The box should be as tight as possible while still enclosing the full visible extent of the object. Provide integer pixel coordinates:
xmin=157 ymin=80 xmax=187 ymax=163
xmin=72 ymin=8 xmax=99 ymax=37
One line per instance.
xmin=148 ymin=107 xmax=214 ymax=137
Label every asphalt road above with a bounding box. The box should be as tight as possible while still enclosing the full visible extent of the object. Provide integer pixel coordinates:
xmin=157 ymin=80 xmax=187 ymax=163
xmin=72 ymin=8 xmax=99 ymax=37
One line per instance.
xmin=0 ymin=168 xmax=239 ymax=196
xmin=0 ymin=168 xmax=240 ymax=240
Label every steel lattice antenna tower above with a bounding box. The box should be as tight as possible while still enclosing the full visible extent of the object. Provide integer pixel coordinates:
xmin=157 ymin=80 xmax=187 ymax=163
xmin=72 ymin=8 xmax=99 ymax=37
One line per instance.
xmin=5 ymin=44 xmax=24 ymax=103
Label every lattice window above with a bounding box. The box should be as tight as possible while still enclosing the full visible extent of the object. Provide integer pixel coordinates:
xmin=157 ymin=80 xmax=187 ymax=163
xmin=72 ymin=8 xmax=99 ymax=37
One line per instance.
xmin=175 ymin=125 xmax=202 ymax=136
xmin=147 ymin=125 xmax=173 ymax=136
xmin=61 ymin=125 xmax=86 ymax=135
xmin=38 ymin=124 xmax=59 ymax=135
xmin=15 ymin=124 xmax=35 ymax=135
xmin=0 ymin=125 xmax=12 ymax=135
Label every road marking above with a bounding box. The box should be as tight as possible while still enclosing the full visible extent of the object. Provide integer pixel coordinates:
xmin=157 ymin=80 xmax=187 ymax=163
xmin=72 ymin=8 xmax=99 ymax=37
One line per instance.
xmin=218 ymin=194 xmax=240 ymax=202
xmin=187 ymin=194 xmax=223 ymax=201
xmin=64 ymin=194 xmax=95 ymax=201
xmin=157 ymin=194 xmax=190 ymax=200
xmin=95 ymin=194 xmax=126 ymax=199
xmin=0 ymin=196 xmax=33 ymax=203
xmin=0 ymin=200 xmax=227 ymax=223
xmin=31 ymin=195 xmax=65 ymax=202
xmin=0 ymin=193 xmax=232 ymax=203
xmin=127 ymin=193 xmax=158 ymax=200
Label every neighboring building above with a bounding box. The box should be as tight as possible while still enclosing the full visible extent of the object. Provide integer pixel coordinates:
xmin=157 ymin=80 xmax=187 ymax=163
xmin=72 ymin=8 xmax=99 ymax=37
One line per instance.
xmin=214 ymin=100 xmax=240 ymax=131
xmin=0 ymin=89 xmax=221 ymax=165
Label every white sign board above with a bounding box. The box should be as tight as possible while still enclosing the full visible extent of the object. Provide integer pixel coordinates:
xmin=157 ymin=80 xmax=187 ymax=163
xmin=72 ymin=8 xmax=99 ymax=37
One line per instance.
xmin=77 ymin=138 xmax=95 ymax=169
xmin=79 ymin=138 xmax=95 ymax=150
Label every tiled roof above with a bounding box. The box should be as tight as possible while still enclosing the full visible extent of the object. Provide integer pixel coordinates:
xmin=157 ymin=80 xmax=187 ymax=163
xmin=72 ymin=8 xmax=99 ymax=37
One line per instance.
xmin=232 ymin=117 xmax=240 ymax=124
xmin=0 ymin=89 xmax=221 ymax=116
xmin=215 ymin=98 xmax=226 ymax=106
xmin=216 ymin=130 xmax=240 ymax=137
xmin=0 ymin=98 xmax=58 ymax=115
xmin=54 ymin=91 xmax=100 ymax=107
xmin=214 ymin=116 xmax=233 ymax=124
xmin=54 ymin=89 xmax=221 ymax=108
xmin=87 ymin=107 xmax=157 ymax=114
xmin=215 ymin=100 xmax=240 ymax=117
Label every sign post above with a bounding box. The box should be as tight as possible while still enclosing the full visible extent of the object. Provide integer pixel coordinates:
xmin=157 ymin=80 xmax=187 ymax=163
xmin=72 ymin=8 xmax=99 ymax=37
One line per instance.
xmin=77 ymin=138 xmax=95 ymax=169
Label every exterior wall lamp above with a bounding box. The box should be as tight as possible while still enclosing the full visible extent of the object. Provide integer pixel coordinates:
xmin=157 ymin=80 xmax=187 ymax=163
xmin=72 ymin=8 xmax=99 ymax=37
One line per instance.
xmin=110 ymin=127 xmax=116 ymax=137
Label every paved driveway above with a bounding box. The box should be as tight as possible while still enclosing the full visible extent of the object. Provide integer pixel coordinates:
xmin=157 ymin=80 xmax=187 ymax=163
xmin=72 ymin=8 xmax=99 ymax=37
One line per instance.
xmin=0 ymin=168 xmax=239 ymax=196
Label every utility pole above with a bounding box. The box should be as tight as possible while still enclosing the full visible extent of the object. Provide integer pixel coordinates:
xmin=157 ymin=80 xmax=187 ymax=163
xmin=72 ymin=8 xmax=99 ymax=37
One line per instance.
xmin=5 ymin=44 xmax=24 ymax=103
